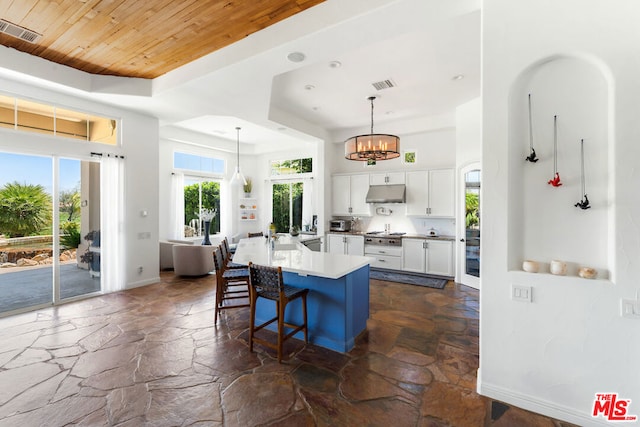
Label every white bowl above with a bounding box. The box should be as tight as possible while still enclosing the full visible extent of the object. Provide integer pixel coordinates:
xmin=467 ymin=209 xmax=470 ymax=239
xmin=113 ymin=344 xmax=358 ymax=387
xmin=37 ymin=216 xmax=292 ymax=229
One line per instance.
xmin=550 ymin=260 xmax=567 ymax=276
xmin=522 ymin=260 xmax=539 ymax=273
xmin=578 ymin=267 xmax=597 ymax=279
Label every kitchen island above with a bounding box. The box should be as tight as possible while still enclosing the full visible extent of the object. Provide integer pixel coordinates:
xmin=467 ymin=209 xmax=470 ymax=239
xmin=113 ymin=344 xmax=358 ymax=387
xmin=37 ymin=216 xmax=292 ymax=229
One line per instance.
xmin=232 ymin=235 xmax=372 ymax=352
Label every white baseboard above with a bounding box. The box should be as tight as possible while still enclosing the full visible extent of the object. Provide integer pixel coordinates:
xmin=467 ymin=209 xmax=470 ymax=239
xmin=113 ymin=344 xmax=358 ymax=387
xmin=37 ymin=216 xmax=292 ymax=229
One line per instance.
xmin=478 ymin=378 xmax=610 ymax=427
xmin=127 ymin=277 xmax=160 ymax=289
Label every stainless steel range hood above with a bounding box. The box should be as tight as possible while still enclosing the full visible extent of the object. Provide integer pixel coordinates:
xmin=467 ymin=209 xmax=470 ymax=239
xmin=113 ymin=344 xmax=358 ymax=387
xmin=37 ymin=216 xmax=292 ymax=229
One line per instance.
xmin=365 ymin=184 xmax=406 ymax=204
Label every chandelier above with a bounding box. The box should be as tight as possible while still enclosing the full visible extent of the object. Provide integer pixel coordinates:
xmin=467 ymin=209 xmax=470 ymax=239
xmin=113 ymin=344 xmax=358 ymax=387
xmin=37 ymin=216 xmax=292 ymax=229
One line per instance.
xmin=344 ymin=96 xmax=400 ymax=162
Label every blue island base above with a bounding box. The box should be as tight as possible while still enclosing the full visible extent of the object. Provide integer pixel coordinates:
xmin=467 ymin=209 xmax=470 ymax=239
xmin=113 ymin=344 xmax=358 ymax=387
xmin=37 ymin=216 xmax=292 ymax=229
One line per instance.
xmin=253 ymin=265 xmax=370 ymax=353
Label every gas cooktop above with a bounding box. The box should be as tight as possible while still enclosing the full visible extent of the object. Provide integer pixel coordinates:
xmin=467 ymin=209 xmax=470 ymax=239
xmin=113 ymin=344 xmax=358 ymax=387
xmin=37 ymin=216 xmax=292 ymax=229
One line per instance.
xmin=365 ymin=231 xmax=406 ymax=236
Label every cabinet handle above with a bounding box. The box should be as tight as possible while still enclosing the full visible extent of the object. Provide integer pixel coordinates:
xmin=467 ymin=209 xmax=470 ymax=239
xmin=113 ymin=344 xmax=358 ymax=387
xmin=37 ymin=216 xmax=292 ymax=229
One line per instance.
xmin=379 ymin=259 xmax=386 ymax=262
xmin=379 ymin=250 xmax=386 ymax=254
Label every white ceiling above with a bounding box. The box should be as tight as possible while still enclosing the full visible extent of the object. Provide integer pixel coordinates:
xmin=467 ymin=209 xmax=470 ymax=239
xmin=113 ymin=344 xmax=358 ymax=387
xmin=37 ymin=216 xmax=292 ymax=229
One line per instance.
xmin=0 ymin=0 xmax=481 ymax=154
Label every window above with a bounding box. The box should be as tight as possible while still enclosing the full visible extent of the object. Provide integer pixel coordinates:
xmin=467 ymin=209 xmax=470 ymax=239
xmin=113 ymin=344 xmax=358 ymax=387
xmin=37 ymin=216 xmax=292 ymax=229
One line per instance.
xmin=184 ymin=178 xmax=221 ymax=236
xmin=0 ymin=93 xmax=118 ymax=145
xmin=174 ymin=152 xmax=225 ymax=175
xmin=173 ymin=152 xmax=225 ymax=237
xmin=270 ymin=158 xmax=312 ymax=176
xmin=272 ymin=182 xmax=304 ymax=233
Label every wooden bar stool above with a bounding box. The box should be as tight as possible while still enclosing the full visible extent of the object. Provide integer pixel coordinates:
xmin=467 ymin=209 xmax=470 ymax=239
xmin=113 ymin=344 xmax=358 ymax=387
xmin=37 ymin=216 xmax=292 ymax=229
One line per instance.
xmin=212 ymin=246 xmax=249 ymax=324
xmin=221 ymin=237 xmax=244 ymax=269
xmin=247 ymin=262 xmax=308 ymax=362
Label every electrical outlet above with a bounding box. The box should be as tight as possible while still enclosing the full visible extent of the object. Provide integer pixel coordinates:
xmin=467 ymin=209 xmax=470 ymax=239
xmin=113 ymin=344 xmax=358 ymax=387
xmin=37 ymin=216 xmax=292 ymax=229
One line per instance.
xmin=511 ymin=284 xmax=532 ymax=302
xmin=138 ymin=266 xmax=144 ymax=274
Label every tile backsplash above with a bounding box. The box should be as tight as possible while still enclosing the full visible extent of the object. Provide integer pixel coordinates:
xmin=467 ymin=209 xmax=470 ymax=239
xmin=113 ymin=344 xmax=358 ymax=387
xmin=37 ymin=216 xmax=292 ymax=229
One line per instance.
xmin=340 ymin=205 xmax=456 ymax=236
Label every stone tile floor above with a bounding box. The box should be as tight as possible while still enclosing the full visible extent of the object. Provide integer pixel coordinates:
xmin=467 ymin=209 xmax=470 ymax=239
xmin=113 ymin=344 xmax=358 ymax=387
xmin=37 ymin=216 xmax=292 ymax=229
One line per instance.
xmin=0 ymin=272 xmax=579 ymax=426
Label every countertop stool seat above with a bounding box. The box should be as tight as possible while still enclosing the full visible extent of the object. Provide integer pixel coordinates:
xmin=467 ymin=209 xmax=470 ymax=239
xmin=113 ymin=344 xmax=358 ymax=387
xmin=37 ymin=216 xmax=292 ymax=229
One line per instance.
xmin=221 ymin=237 xmax=244 ymax=269
xmin=247 ymin=262 xmax=308 ymax=362
xmin=213 ymin=246 xmax=249 ymax=324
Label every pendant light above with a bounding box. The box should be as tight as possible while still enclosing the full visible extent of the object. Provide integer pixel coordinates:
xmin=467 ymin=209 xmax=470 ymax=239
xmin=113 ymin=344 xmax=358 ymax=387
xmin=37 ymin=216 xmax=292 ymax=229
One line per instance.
xmin=344 ymin=96 xmax=400 ymax=161
xmin=232 ymin=126 xmax=247 ymax=186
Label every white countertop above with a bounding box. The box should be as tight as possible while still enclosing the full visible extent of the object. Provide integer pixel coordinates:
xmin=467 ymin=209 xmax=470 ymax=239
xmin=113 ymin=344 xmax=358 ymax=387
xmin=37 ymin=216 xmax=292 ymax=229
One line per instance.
xmin=232 ymin=235 xmax=372 ymax=280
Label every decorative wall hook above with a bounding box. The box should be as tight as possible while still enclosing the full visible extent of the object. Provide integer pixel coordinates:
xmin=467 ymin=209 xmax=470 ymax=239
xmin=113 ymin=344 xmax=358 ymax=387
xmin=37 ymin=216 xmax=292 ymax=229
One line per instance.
xmin=575 ymin=139 xmax=591 ymax=209
xmin=526 ymin=94 xmax=539 ymax=163
xmin=548 ymin=115 xmax=562 ymax=186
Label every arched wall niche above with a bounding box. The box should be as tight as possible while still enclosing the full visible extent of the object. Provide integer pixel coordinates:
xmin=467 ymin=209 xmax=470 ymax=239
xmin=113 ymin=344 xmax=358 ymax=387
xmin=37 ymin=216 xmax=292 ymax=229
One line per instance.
xmin=507 ymin=54 xmax=613 ymax=281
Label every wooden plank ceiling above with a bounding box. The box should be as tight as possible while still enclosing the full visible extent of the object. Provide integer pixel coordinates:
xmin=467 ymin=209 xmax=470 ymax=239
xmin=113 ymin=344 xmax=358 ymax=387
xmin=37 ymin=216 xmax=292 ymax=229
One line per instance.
xmin=0 ymin=0 xmax=325 ymax=79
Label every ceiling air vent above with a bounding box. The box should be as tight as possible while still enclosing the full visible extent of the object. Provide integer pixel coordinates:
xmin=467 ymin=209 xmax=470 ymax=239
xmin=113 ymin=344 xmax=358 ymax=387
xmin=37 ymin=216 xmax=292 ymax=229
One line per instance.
xmin=371 ymin=79 xmax=397 ymax=91
xmin=0 ymin=19 xmax=42 ymax=43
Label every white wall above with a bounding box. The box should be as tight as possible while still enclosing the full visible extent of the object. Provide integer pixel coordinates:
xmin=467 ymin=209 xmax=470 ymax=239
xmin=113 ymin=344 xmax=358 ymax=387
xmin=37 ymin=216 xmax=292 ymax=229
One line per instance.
xmin=158 ymin=134 xmax=323 ymax=241
xmin=481 ymin=1 xmax=640 ymax=425
xmin=0 ymin=77 xmax=160 ymax=290
xmin=455 ymin=97 xmax=481 ymax=168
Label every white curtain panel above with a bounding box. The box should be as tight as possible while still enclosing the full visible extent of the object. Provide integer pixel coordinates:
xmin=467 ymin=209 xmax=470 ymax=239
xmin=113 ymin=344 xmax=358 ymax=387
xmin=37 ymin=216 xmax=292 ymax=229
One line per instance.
xmin=101 ymin=155 xmax=125 ymax=293
xmin=170 ymin=172 xmax=185 ymax=239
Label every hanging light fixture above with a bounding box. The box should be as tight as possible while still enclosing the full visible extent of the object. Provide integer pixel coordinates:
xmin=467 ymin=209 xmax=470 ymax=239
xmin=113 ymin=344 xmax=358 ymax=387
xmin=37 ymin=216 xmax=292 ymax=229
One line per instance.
xmin=344 ymin=96 xmax=400 ymax=161
xmin=232 ymin=126 xmax=247 ymax=186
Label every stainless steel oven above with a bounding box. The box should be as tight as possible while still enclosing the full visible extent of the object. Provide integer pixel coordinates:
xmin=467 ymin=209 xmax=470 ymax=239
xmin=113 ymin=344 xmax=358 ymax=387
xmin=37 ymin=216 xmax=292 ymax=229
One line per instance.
xmin=364 ymin=232 xmax=404 ymax=270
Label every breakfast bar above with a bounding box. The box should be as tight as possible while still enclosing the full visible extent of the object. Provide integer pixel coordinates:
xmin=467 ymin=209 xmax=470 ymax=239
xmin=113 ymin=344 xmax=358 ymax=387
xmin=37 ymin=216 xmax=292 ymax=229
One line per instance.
xmin=232 ymin=236 xmax=372 ymax=352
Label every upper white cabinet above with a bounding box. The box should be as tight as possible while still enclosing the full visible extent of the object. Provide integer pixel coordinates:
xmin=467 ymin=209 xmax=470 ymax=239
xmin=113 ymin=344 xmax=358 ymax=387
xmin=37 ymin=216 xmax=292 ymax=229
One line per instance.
xmin=406 ymin=169 xmax=455 ymax=217
xmin=369 ymin=172 xmax=405 ymax=186
xmin=332 ymin=174 xmax=370 ymax=216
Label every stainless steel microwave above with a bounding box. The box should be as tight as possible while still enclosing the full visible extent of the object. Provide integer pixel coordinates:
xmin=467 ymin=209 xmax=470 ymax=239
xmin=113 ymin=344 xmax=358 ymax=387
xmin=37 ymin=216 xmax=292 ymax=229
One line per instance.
xmin=329 ymin=219 xmax=351 ymax=232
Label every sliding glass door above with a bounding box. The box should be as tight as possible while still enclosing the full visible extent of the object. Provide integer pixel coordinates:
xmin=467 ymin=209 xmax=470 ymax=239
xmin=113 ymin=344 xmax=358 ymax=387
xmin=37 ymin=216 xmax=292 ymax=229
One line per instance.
xmin=0 ymin=152 xmax=53 ymax=313
xmin=0 ymin=152 xmax=101 ymax=315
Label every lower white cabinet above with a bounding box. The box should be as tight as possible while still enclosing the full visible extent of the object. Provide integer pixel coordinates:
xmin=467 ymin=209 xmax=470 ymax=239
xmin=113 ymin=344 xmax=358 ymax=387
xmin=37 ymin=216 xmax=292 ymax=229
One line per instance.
xmin=327 ymin=234 xmax=364 ymax=256
xmin=402 ymin=238 xmax=453 ymax=277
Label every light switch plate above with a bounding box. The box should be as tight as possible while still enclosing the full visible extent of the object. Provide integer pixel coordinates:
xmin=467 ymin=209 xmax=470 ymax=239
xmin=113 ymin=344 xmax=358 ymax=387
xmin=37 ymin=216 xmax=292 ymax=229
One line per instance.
xmin=621 ymin=299 xmax=640 ymax=319
xmin=511 ymin=284 xmax=532 ymax=302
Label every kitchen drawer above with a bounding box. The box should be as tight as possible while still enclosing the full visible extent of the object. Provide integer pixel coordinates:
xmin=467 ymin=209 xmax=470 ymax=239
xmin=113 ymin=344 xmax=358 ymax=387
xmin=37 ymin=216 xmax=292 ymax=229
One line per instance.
xmin=364 ymin=246 xmax=402 ymax=257
xmin=369 ymin=254 xmax=402 ymax=270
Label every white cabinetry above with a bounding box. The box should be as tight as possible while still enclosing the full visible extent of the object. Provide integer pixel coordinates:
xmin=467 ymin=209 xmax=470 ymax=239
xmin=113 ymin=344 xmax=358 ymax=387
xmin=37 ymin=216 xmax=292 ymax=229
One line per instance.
xmin=365 ymin=245 xmax=402 ymax=270
xmin=331 ymin=174 xmax=370 ymax=216
xmin=405 ymin=169 xmax=455 ymax=217
xmin=369 ymin=172 xmax=405 ymax=186
xmin=327 ymin=234 xmax=365 ymax=256
xmin=402 ymin=238 xmax=454 ymax=277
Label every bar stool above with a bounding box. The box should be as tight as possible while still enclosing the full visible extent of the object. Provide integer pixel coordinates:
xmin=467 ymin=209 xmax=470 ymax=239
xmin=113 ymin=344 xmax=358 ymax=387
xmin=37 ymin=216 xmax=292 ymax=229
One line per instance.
xmin=221 ymin=237 xmax=244 ymax=269
xmin=247 ymin=262 xmax=308 ymax=362
xmin=212 ymin=246 xmax=249 ymax=324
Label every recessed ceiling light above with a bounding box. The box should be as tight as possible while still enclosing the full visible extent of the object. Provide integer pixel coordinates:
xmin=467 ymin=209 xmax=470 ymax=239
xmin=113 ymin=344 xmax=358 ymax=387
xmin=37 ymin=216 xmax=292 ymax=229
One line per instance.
xmin=452 ymin=74 xmax=465 ymax=81
xmin=304 ymin=84 xmax=315 ymax=91
xmin=329 ymin=61 xmax=342 ymax=68
xmin=287 ymin=52 xmax=306 ymax=63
